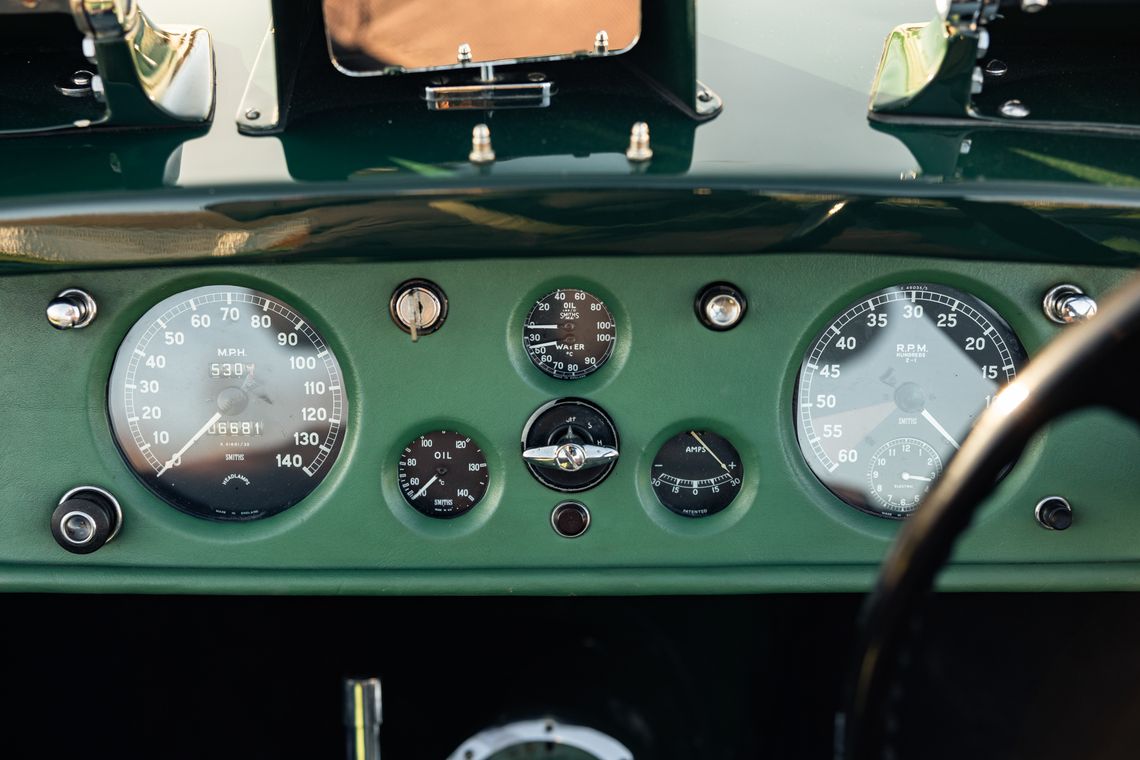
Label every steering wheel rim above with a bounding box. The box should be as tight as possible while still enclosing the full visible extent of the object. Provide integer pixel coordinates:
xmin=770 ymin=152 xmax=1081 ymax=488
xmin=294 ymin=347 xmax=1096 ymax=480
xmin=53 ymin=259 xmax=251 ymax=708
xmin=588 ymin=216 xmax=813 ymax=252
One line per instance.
xmin=843 ymin=273 xmax=1140 ymax=760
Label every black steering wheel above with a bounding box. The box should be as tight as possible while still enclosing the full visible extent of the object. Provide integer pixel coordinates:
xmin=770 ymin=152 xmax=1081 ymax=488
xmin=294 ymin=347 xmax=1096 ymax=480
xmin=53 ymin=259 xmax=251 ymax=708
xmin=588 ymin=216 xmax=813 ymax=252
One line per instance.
xmin=843 ymin=274 xmax=1140 ymax=760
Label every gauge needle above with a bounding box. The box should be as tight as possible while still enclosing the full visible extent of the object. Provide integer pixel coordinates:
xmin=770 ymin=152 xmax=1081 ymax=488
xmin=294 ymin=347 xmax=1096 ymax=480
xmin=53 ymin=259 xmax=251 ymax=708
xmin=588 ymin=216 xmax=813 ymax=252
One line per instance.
xmin=526 ymin=324 xmax=560 ymax=329
xmin=157 ymin=412 xmax=222 ymax=477
xmin=689 ymin=431 xmax=732 ymax=474
xmin=902 ymin=473 xmax=933 ymax=482
xmin=529 ymin=340 xmax=560 ymax=350
xmin=411 ymin=475 xmax=438 ymax=500
xmin=921 ymin=409 xmax=961 ymax=450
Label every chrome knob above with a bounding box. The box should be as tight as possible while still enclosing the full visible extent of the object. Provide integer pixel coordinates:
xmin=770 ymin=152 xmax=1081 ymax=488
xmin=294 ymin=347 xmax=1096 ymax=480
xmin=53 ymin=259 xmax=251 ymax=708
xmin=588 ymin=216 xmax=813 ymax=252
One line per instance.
xmin=46 ymin=288 xmax=98 ymax=329
xmin=50 ymin=486 xmax=123 ymax=554
xmin=521 ymin=443 xmax=620 ymax=472
xmin=696 ymin=283 xmax=747 ymax=331
xmin=1043 ymin=284 xmax=1097 ymax=325
xmin=1035 ymin=496 xmax=1072 ymax=531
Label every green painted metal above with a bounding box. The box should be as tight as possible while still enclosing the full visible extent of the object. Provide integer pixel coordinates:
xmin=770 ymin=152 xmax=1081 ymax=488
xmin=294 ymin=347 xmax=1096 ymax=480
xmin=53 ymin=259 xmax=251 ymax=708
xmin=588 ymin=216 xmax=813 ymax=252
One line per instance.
xmin=0 ymin=0 xmax=1138 ymax=597
xmin=0 ymin=255 xmax=1135 ymax=595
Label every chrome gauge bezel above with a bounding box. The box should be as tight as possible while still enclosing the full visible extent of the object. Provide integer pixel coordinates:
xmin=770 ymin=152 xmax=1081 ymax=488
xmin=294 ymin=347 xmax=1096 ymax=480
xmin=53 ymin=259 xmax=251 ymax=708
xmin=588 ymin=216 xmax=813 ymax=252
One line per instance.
xmin=793 ymin=282 xmax=1028 ymax=520
xmin=106 ymin=285 xmax=349 ymax=522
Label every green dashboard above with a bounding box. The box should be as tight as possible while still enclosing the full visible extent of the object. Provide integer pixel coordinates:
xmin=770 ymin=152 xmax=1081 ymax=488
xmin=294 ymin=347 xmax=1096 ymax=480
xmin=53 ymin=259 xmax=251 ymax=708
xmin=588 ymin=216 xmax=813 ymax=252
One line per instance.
xmin=3 ymin=250 xmax=1136 ymax=595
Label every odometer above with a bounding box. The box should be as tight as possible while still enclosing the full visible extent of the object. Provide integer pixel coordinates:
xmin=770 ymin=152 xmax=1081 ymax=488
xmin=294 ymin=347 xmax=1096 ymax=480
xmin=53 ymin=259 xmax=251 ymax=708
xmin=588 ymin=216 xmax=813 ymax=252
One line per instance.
xmin=794 ymin=284 xmax=1026 ymax=519
xmin=107 ymin=285 xmax=347 ymax=521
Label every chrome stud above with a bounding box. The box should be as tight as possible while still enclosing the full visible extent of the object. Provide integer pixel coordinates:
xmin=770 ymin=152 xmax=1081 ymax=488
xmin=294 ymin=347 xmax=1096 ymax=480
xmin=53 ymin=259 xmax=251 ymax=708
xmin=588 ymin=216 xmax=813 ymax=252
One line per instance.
xmin=625 ymin=122 xmax=653 ymax=162
xmin=469 ymin=124 xmax=496 ymax=164
xmin=999 ymin=99 xmax=1030 ymax=119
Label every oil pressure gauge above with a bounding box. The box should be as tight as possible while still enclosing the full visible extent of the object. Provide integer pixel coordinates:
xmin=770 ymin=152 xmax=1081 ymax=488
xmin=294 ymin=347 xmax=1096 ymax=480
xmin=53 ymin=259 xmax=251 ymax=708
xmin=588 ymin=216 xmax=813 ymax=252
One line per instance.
xmin=397 ymin=431 xmax=489 ymax=518
xmin=651 ymin=431 xmax=743 ymax=517
xmin=523 ymin=288 xmax=616 ymax=380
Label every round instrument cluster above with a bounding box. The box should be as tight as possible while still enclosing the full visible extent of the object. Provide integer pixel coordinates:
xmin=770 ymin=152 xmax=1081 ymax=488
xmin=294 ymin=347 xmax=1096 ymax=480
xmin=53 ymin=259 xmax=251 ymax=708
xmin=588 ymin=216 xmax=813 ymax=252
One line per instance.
xmin=651 ymin=431 xmax=743 ymax=518
xmin=107 ymin=285 xmax=347 ymax=521
xmin=104 ymin=279 xmax=1027 ymax=526
xmin=397 ymin=431 xmax=489 ymax=518
xmin=522 ymin=288 xmax=616 ymax=380
xmin=794 ymin=283 xmax=1026 ymax=518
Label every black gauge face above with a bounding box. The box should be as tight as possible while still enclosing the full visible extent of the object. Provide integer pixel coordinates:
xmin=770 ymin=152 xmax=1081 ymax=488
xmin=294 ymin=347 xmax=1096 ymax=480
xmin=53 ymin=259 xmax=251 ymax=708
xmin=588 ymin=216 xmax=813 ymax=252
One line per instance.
xmin=523 ymin=288 xmax=616 ymax=380
xmin=107 ymin=285 xmax=347 ymax=521
xmin=397 ymin=431 xmax=489 ymax=518
xmin=651 ymin=430 xmax=743 ymax=518
xmin=795 ymin=283 xmax=1026 ymax=518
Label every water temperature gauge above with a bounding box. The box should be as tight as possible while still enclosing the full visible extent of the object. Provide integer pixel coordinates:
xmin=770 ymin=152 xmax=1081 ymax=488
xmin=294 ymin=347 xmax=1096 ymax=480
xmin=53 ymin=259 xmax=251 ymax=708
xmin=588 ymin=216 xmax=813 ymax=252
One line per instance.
xmin=522 ymin=288 xmax=616 ymax=380
xmin=397 ymin=430 xmax=489 ymax=518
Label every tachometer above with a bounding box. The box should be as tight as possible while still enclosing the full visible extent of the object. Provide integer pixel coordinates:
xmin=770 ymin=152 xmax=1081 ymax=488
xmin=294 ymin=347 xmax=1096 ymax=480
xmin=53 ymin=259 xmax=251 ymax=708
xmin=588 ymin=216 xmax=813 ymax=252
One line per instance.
xmin=107 ymin=285 xmax=348 ymax=521
xmin=794 ymin=283 xmax=1026 ymax=518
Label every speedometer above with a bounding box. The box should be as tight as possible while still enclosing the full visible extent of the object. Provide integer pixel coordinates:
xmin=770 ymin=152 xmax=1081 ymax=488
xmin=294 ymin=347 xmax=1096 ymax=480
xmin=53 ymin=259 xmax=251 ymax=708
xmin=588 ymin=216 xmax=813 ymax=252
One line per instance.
xmin=794 ymin=283 xmax=1026 ymax=519
xmin=107 ymin=285 xmax=348 ymax=521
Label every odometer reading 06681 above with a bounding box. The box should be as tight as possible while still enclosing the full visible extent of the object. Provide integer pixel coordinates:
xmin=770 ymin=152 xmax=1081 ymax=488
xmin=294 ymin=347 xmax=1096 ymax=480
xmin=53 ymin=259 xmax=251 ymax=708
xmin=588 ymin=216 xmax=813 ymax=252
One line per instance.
xmin=107 ymin=286 xmax=347 ymax=521
xmin=794 ymin=284 xmax=1026 ymax=519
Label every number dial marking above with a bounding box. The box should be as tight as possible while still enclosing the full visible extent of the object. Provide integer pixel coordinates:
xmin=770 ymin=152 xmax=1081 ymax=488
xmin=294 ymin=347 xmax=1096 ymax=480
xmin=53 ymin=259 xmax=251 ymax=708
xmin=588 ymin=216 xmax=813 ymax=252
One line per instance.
xmin=523 ymin=288 xmax=616 ymax=380
xmin=107 ymin=285 xmax=347 ymax=521
xmin=397 ymin=431 xmax=489 ymax=518
xmin=651 ymin=430 xmax=743 ymax=518
xmin=794 ymin=284 xmax=1026 ymax=519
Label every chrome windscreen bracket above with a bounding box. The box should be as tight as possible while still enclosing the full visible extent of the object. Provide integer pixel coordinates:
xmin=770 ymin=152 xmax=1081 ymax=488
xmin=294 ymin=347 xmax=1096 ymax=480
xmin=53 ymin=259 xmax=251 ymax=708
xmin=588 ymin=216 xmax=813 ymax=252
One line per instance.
xmin=869 ymin=0 xmax=1140 ymax=136
xmin=0 ymin=0 xmax=215 ymax=135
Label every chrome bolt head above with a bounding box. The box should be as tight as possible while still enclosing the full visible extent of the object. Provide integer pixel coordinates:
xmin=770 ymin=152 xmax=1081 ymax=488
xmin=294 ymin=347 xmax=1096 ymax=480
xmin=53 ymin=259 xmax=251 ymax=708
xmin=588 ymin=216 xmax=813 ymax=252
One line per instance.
xmin=594 ymin=30 xmax=609 ymax=54
xmin=984 ymin=59 xmax=1009 ymax=77
xmin=625 ymin=122 xmax=653 ymax=162
xmin=705 ymin=294 xmax=743 ymax=328
xmin=555 ymin=443 xmax=588 ymax=472
xmin=1022 ymin=0 xmax=1049 ymax=13
xmin=469 ymin=124 xmax=496 ymax=164
xmin=999 ymin=99 xmax=1030 ymax=119
xmin=457 ymin=43 xmax=472 ymax=63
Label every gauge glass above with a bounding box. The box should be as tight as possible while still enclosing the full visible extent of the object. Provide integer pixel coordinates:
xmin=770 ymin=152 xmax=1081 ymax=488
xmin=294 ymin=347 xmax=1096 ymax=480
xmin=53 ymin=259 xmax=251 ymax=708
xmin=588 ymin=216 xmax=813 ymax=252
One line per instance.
xmin=794 ymin=283 xmax=1027 ymax=519
xmin=397 ymin=431 xmax=489 ymax=518
xmin=107 ymin=285 xmax=347 ymax=521
xmin=867 ymin=437 xmax=943 ymax=514
xmin=523 ymin=289 xmax=616 ymax=380
xmin=651 ymin=430 xmax=743 ymax=518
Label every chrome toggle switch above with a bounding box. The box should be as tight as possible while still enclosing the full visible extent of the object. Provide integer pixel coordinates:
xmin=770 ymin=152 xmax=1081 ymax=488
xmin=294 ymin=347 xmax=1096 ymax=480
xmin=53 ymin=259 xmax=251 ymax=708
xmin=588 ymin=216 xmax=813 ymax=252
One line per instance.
xmin=1043 ymin=284 xmax=1097 ymax=325
xmin=46 ymin=288 xmax=98 ymax=330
